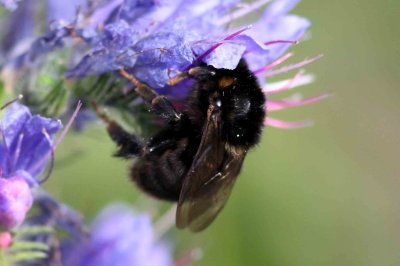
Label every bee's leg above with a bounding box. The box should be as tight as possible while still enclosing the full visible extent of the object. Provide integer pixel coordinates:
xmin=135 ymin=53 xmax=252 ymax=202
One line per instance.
xmin=92 ymin=101 xmax=145 ymax=158
xmin=167 ymin=67 xmax=216 ymax=86
xmin=119 ymin=69 xmax=181 ymax=123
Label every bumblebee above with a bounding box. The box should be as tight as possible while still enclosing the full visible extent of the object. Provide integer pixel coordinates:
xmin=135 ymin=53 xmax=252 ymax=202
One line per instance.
xmin=96 ymin=60 xmax=265 ymax=232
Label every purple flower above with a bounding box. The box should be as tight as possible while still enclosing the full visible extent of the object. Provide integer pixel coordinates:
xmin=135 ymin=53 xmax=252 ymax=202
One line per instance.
xmin=0 ymin=103 xmax=62 ymax=185
xmin=0 ymin=102 xmax=61 ymax=230
xmin=0 ymin=176 xmax=33 ymax=231
xmin=66 ymin=0 xmax=309 ymax=90
xmin=62 ymin=204 xmax=172 ymax=266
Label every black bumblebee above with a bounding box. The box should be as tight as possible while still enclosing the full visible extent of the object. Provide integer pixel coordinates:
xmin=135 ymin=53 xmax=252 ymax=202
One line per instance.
xmin=96 ymin=59 xmax=266 ymax=232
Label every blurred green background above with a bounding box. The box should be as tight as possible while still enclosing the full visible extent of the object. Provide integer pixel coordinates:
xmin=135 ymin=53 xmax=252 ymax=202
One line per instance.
xmin=44 ymin=0 xmax=400 ymax=265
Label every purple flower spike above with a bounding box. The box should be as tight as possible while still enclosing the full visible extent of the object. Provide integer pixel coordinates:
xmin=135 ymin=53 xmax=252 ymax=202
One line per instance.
xmin=9 ymin=22 xmax=73 ymax=69
xmin=63 ymin=204 xmax=172 ymax=266
xmin=0 ymin=176 xmax=33 ymax=231
xmin=0 ymin=103 xmax=62 ymax=185
xmin=66 ymin=20 xmax=139 ymax=78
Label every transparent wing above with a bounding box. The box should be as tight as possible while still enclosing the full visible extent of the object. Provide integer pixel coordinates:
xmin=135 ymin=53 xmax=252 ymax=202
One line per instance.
xmin=176 ymin=107 xmax=246 ymax=232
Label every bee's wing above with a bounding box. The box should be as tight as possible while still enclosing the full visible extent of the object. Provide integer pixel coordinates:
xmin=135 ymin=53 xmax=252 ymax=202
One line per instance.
xmin=176 ymin=107 xmax=246 ymax=232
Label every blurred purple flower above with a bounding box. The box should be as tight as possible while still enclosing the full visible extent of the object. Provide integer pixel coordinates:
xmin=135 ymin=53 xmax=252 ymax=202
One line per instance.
xmin=0 ymin=176 xmax=33 ymax=231
xmin=0 ymin=0 xmax=89 ymax=70
xmin=62 ymin=204 xmax=172 ymax=266
xmin=0 ymin=0 xmax=35 ymax=57
xmin=9 ymin=21 xmax=73 ymax=69
xmin=0 ymin=0 xmax=20 ymax=11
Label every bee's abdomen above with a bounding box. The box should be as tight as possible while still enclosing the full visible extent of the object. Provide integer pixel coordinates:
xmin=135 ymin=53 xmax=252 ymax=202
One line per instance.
xmin=130 ymin=138 xmax=191 ymax=201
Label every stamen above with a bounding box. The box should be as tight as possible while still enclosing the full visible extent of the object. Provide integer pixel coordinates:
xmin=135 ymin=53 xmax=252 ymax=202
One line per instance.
xmin=0 ymin=94 xmax=23 ymax=111
xmin=267 ymin=93 xmax=332 ymax=111
xmin=153 ymin=205 xmax=177 ymax=241
xmin=37 ymin=128 xmax=55 ymax=184
xmin=264 ymin=70 xmax=312 ymax=94
xmin=254 ymin=53 xmax=294 ymax=74
xmin=264 ymin=40 xmax=299 ymax=46
xmin=191 ymin=25 xmax=252 ymax=68
xmin=53 ymin=101 xmax=82 ymax=149
xmin=216 ymin=0 xmax=272 ymax=25
xmin=175 ymin=248 xmax=203 ymax=266
xmin=261 ymin=54 xmax=324 ymax=77
xmin=264 ymin=117 xmax=313 ymax=129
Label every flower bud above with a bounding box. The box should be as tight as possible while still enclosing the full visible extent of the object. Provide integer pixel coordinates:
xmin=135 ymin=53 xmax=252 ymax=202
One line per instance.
xmin=0 ymin=176 xmax=33 ymax=231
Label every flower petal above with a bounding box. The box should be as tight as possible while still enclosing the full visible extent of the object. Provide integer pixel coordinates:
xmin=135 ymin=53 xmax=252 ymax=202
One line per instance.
xmin=46 ymin=0 xmax=84 ymax=24
xmin=132 ymin=32 xmax=194 ymax=88
xmin=1 ymin=103 xmax=62 ymax=179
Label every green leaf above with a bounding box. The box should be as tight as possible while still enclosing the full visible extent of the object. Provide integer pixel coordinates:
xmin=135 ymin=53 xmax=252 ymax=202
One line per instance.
xmin=8 ymin=241 xmax=49 ymax=252
xmin=0 ymin=79 xmax=4 ymax=104
xmin=15 ymin=226 xmax=53 ymax=237
xmin=7 ymin=251 xmax=47 ymax=262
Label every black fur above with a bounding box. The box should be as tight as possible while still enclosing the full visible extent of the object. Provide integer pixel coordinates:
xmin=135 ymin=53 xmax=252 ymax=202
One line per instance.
xmin=106 ymin=60 xmax=265 ymax=201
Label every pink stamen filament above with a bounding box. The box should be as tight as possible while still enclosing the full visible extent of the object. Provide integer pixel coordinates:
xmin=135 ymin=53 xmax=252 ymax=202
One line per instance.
xmin=264 ymin=40 xmax=298 ymax=46
xmin=54 ymin=101 xmax=82 ymax=149
xmin=254 ymin=53 xmax=294 ymax=74
xmin=264 ymin=70 xmax=307 ymax=94
xmin=267 ymin=93 xmax=332 ymax=111
xmin=216 ymin=0 xmax=272 ymax=25
xmin=153 ymin=205 xmax=176 ymax=241
xmin=191 ymin=25 xmax=252 ymax=68
xmin=175 ymin=248 xmax=203 ymax=266
xmin=260 ymin=54 xmax=324 ymax=77
xmin=264 ymin=117 xmax=313 ymax=129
